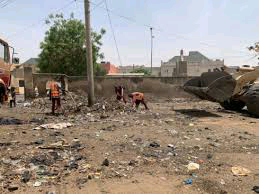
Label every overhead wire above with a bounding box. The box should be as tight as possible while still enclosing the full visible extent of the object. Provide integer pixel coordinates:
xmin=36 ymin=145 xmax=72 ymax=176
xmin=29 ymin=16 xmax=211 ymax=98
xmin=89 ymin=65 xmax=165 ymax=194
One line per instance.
xmin=103 ymin=0 xmax=122 ymax=66
xmin=77 ymin=0 xmax=252 ymax=58
xmin=6 ymin=0 xmax=76 ymax=39
xmin=0 ymin=0 xmax=15 ymax=8
xmin=6 ymin=0 xmax=106 ymax=40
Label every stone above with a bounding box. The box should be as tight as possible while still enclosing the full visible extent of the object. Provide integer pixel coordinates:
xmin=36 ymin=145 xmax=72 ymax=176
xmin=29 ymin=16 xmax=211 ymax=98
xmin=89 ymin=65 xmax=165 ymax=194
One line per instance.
xmin=128 ymin=160 xmax=137 ymax=166
xmin=187 ymin=163 xmax=200 ymax=171
xmin=220 ymin=179 xmax=225 ymax=185
xmin=207 ymin=153 xmax=213 ymax=160
xmin=102 ymin=159 xmax=109 ymax=166
xmin=21 ymin=170 xmax=31 ymax=183
xmin=30 ymin=154 xmax=53 ymax=166
xmin=66 ymin=160 xmax=78 ymax=170
xmin=34 ymin=139 xmax=44 ymax=145
xmin=231 ymin=166 xmax=251 ymax=176
xmin=252 ymin=186 xmax=259 ymax=193
xmin=208 ymin=142 xmax=220 ymax=147
xmin=8 ymin=185 xmax=19 ymax=192
xmin=149 ymin=142 xmax=160 ymax=148
xmin=102 ymin=126 xmax=113 ymax=131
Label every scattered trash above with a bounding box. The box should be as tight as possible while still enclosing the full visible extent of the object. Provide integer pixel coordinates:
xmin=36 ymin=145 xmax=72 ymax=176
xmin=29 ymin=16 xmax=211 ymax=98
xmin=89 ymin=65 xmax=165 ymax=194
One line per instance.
xmin=231 ymin=166 xmax=251 ymax=176
xmin=220 ymin=179 xmax=225 ymax=185
xmin=23 ymin=102 xmax=31 ymax=107
xmin=184 ymin=178 xmax=192 ymax=185
xmin=252 ymin=186 xmax=259 ymax=193
xmin=0 ymin=118 xmax=24 ymax=125
xmin=187 ymin=163 xmax=200 ymax=171
xmin=149 ymin=142 xmax=160 ymax=148
xmin=21 ymin=170 xmax=31 ymax=183
xmin=189 ymin=123 xmax=194 ymax=127
xmin=35 ymin=123 xmax=72 ymax=130
xmin=33 ymin=181 xmax=42 ymax=187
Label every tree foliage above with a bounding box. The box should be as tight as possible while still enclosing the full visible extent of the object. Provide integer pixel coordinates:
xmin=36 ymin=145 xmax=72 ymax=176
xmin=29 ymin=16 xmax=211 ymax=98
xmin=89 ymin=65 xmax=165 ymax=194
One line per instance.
xmin=130 ymin=68 xmax=151 ymax=76
xmin=248 ymin=42 xmax=259 ymax=60
xmin=38 ymin=13 xmax=106 ymax=76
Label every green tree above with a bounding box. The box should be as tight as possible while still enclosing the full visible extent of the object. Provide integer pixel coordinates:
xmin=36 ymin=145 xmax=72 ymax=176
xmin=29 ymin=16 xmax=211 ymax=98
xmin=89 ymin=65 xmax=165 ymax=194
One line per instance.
xmin=38 ymin=13 xmax=106 ymax=76
xmin=130 ymin=68 xmax=151 ymax=76
xmin=248 ymin=42 xmax=259 ymax=60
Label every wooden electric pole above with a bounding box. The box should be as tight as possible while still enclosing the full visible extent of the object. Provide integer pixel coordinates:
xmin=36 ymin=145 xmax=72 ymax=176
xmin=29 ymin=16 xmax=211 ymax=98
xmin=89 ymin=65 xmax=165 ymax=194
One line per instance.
xmin=150 ymin=27 xmax=153 ymax=73
xmin=84 ymin=0 xmax=95 ymax=106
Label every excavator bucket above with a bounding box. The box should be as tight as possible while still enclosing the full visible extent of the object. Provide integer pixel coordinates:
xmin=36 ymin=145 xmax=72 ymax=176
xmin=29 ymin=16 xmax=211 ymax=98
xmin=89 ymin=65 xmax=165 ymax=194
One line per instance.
xmin=184 ymin=71 xmax=237 ymax=102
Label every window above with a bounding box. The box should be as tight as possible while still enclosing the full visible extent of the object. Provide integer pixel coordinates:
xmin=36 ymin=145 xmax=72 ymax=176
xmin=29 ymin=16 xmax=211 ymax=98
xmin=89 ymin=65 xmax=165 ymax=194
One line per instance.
xmin=0 ymin=42 xmax=8 ymax=62
xmin=19 ymin=80 xmax=25 ymax=87
xmin=0 ymin=43 xmax=4 ymax=60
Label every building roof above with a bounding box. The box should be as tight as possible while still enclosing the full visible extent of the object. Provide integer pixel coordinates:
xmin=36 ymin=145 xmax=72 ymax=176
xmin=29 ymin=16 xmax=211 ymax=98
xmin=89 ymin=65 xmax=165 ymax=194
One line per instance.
xmin=22 ymin=58 xmax=39 ymax=65
xmin=168 ymin=51 xmax=210 ymax=63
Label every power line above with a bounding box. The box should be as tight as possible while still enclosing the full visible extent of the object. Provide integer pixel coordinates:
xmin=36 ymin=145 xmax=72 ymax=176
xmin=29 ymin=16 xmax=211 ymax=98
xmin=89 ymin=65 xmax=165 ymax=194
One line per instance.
xmin=1 ymin=0 xmax=15 ymax=8
xmin=7 ymin=0 xmax=105 ymax=40
xmin=6 ymin=0 xmax=76 ymax=39
xmin=82 ymin=0 xmax=251 ymax=57
xmin=0 ymin=0 xmax=7 ymax=5
xmin=103 ymin=0 xmax=122 ymax=66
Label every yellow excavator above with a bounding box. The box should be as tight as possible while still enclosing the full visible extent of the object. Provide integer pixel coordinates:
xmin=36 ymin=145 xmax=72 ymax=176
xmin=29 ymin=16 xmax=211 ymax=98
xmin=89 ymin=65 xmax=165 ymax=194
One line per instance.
xmin=184 ymin=65 xmax=259 ymax=117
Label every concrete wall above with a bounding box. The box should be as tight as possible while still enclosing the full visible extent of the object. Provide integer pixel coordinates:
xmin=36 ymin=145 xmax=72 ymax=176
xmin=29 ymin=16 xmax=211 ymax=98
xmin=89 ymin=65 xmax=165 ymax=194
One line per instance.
xmin=31 ymin=74 xmax=193 ymax=96
xmin=32 ymin=73 xmax=68 ymax=96
xmin=118 ymin=66 xmax=161 ymax=76
xmin=67 ymin=76 xmax=194 ymax=98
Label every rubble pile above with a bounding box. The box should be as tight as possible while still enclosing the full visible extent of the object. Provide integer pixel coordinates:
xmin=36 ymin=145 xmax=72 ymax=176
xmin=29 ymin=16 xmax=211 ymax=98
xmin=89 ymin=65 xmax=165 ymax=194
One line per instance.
xmin=30 ymin=92 xmax=134 ymax=114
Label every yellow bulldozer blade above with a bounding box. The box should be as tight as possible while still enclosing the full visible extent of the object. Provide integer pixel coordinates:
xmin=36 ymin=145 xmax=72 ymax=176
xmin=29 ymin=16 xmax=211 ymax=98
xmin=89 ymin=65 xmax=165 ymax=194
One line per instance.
xmin=184 ymin=71 xmax=237 ymax=103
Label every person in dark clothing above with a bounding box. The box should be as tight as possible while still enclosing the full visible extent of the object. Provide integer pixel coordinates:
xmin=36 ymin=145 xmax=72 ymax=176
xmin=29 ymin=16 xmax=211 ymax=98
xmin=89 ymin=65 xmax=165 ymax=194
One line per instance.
xmin=114 ymin=85 xmax=127 ymax=104
xmin=0 ymin=84 xmax=5 ymax=104
xmin=9 ymin=87 xmax=16 ymax=108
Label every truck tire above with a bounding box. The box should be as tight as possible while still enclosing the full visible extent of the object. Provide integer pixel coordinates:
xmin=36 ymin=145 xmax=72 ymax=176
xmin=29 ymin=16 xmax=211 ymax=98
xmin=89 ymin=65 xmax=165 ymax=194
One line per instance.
xmin=220 ymin=99 xmax=245 ymax=111
xmin=241 ymin=83 xmax=259 ymax=117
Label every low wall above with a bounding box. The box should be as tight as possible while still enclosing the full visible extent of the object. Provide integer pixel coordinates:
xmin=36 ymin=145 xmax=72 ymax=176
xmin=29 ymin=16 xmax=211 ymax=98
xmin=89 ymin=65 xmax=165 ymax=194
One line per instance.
xmin=32 ymin=74 xmax=194 ymax=97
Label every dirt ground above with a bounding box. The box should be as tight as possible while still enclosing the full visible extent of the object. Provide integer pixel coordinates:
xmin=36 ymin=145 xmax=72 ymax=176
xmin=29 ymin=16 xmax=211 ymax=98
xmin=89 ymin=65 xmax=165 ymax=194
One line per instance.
xmin=0 ymin=93 xmax=258 ymax=194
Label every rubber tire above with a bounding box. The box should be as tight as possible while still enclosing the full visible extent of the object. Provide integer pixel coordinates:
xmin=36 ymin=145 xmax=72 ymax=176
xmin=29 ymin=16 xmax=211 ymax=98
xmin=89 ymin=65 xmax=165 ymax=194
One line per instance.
xmin=242 ymin=84 xmax=259 ymax=117
xmin=220 ymin=99 xmax=245 ymax=111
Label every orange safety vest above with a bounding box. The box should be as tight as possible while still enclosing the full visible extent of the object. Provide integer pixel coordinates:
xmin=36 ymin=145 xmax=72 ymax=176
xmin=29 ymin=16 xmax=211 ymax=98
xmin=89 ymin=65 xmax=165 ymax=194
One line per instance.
xmin=50 ymin=82 xmax=60 ymax=97
xmin=132 ymin=92 xmax=144 ymax=101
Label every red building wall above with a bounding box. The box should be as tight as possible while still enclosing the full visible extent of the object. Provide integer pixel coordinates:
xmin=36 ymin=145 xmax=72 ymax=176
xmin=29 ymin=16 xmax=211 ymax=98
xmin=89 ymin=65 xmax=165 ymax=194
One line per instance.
xmin=101 ymin=63 xmax=119 ymax=74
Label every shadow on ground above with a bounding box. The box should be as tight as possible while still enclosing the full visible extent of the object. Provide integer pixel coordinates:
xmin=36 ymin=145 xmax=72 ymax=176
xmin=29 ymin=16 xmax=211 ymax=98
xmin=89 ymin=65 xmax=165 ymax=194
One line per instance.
xmin=175 ymin=109 xmax=222 ymax=118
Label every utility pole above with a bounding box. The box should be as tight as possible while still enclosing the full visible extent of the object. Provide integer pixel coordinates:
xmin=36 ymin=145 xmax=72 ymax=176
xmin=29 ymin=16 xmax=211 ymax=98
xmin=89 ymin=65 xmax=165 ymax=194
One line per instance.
xmin=150 ymin=27 xmax=153 ymax=74
xmin=84 ymin=0 xmax=95 ymax=106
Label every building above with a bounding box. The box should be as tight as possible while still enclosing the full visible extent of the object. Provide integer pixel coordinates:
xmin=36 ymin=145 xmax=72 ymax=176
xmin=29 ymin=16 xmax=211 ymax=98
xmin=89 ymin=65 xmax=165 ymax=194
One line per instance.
xmin=22 ymin=58 xmax=40 ymax=73
xmin=100 ymin=61 xmax=119 ymax=74
xmin=161 ymin=50 xmax=224 ymax=77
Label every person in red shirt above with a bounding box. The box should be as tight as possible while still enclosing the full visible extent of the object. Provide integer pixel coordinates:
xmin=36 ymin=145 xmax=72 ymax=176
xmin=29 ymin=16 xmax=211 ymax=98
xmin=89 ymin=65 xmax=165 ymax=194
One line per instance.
xmin=114 ymin=85 xmax=127 ymax=104
xmin=128 ymin=92 xmax=149 ymax=110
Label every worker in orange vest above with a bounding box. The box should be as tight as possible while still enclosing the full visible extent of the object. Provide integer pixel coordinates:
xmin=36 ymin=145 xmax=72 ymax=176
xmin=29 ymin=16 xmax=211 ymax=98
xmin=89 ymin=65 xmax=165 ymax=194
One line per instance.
xmin=49 ymin=80 xmax=61 ymax=114
xmin=128 ymin=92 xmax=149 ymax=110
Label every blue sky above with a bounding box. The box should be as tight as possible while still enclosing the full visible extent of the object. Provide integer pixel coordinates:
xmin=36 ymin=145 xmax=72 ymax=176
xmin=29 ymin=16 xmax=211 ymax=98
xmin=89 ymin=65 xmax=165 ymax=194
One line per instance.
xmin=0 ymin=0 xmax=258 ymax=66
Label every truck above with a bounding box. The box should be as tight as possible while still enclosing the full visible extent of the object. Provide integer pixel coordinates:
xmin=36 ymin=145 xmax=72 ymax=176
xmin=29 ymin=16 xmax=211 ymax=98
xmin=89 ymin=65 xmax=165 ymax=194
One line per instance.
xmin=0 ymin=38 xmax=19 ymax=103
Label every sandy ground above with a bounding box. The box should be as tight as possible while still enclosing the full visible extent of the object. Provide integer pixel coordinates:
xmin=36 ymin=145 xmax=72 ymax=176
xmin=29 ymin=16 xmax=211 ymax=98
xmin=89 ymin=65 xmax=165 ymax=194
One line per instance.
xmin=0 ymin=96 xmax=258 ymax=194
